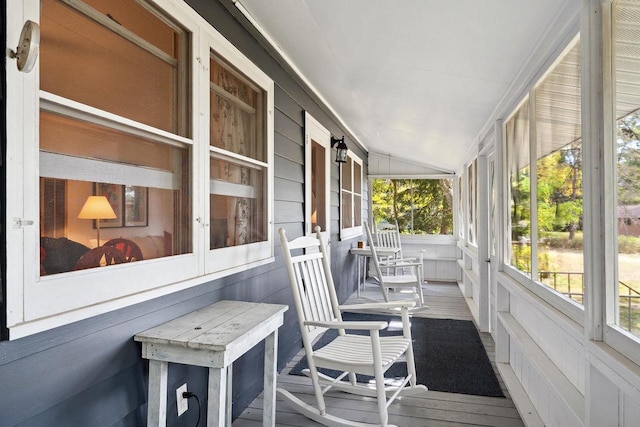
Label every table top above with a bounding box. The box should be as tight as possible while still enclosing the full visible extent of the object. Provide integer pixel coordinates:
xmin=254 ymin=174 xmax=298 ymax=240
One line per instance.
xmin=134 ymin=300 xmax=288 ymax=352
xmin=349 ymin=246 xmax=400 ymax=256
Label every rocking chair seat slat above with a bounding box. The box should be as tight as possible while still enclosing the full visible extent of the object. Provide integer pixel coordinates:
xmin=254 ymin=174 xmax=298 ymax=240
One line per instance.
xmin=314 ymin=335 xmax=411 ymax=375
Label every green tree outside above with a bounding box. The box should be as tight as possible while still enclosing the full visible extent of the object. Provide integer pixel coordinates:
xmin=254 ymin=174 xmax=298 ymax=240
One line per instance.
xmin=371 ymin=179 xmax=453 ymax=235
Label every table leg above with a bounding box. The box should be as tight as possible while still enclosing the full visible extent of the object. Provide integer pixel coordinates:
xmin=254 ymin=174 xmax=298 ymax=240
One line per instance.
xmin=208 ymin=366 xmax=227 ymax=427
xmin=356 ymin=254 xmax=361 ymax=297
xmin=147 ymin=360 xmax=168 ymax=427
xmin=226 ymin=365 xmax=233 ymax=427
xmin=263 ymin=330 xmax=278 ymax=426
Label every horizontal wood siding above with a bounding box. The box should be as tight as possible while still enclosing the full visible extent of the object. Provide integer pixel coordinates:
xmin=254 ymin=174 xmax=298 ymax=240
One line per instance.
xmin=0 ymin=1 xmax=367 ymax=427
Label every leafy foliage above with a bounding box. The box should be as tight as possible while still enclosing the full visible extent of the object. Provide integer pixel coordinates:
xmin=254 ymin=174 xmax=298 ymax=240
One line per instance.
xmin=372 ymin=179 xmax=453 ymax=235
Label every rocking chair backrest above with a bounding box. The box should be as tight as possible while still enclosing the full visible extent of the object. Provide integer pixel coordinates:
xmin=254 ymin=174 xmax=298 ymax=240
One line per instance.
xmin=364 ymin=222 xmax=387 ymax=280
xmin=376 ymin=221 xmax=402 ymax=254
xmin=279 ymin=227 xmax=341 ymax=341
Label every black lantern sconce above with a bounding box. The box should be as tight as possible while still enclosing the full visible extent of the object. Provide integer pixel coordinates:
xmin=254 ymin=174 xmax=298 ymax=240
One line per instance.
xmin=331 ymin=136 xmax=348 ymax=163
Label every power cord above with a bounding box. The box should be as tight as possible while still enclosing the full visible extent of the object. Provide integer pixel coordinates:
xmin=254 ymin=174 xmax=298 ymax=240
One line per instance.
xmin=182 ymin=392 xmax=201 ymax=427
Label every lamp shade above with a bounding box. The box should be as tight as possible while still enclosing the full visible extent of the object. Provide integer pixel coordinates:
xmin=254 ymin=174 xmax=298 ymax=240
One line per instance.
xmin=78 ymin=196 xmax=117 ymax=220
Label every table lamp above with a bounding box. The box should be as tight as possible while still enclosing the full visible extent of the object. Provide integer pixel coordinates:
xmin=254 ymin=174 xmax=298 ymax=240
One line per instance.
xmin=78 ymin=195 xmax=117 ymax=246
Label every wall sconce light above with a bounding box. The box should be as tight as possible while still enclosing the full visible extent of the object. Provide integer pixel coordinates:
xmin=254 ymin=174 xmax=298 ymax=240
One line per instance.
xmin=78 ymin=196 xmax=117 ymax=246
xmin=331 ymin=136 xmax=348 ymax=164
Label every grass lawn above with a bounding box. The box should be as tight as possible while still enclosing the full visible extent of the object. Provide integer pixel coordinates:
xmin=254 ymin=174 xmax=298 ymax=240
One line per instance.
xmin=540 ymin=249 xmax=640 ymax=288
xmin=537 ymin=248 xmax=640 ymax=334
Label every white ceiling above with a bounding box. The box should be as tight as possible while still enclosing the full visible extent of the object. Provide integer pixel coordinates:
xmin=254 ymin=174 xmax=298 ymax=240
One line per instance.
xmin=236 ymin=0 xmax=579 ymax=173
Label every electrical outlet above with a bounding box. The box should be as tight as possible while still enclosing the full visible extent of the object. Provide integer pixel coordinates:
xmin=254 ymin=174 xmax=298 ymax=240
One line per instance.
xmin=176 ymin=383 xmax=188 ymax=416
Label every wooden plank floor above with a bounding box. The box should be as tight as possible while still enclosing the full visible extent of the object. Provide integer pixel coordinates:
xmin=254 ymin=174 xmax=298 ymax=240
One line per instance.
xmin=234 ymin=281 xmax=524 ymax=427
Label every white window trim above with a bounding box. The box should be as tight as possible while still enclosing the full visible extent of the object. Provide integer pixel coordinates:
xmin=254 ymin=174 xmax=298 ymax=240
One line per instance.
xmin=5 ymin=0 xmax=274 ymax=338
xmin=340 ymin=151 xmax=363 ymax=240
xmin=500 ymin=37 xmax=588 ymax=327
xmin=304 ymin=112 xmax=331 ymax=238
xmin=201 ymin=24 xmax=275 ymax=275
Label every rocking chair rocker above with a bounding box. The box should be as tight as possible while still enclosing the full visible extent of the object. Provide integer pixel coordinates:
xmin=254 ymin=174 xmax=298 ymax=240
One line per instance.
xmin=278 ymin=227 xmax=428 ymax=427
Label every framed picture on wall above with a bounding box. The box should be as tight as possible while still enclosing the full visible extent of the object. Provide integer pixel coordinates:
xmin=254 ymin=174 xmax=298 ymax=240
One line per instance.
xmin=94 ymin=183 xmax=124 ymax=228
xmin=124 ymin=185 xmax=148 ymax=227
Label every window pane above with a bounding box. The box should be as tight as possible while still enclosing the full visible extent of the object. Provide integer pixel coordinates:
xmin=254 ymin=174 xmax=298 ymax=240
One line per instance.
xmin=210 ymin=54 xmax=265 ymax=162
xmin=40 ymin=112 xmax=175 ymax=170
xmin=354 ymin=162 xmax=362 ymax=194
xmin=342 ymin=159 xmax=353 ymax=192
xmin=371 ymin=179 xmax=453 ymax=235
xmin=614 ymin=0 xmax=640 ymax=336
xmin=210 ymin=157 xmax=266 ymax=249
xmin=535 ymin=41 xmax=583 ymax=303
xmin=354 ymin=195 xmax=362 ymax=227
xmin=506 ymin=102 xmax=531 ymax=276
xmin=41 ymin=0 xmax=189 ymax=136
xmin=342 ymin=192 xmax=353 ymax=229
xmin=40 ymin=112 xmax=191 ymax=275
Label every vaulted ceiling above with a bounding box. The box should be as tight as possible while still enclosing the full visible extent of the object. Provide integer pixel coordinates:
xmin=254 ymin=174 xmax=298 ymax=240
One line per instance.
xmin=235 ymin=0 xmax=581 ymax=173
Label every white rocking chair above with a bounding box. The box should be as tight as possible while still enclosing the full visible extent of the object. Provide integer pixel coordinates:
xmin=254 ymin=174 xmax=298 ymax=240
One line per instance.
xmin=278 ymin=227 xmax=428 ymax=427
xmin=365 ymin=223 xmax=426 ymax=307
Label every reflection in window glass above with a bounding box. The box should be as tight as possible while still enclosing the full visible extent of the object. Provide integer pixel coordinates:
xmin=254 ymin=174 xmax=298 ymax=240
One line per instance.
xmin=372 ymin=179 xmax=453 ymax=235
xmin=535 ymin=41 xmax=584 ymax=304
xmin=614 ymin=0 xmax=640 ymax=336
xmin=506 ymin=101 xmax=531 ymax=276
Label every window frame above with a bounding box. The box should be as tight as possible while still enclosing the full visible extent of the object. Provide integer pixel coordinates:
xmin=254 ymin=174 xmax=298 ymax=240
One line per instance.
xmin=501 ymin=37 xmax=585 ymax=326
xmin=340 ymin=151 xmax=363 ymax=240
xmin=5 ymin=0 xmax=274 ymax=338
xmin=602 ymin=0 xmax=640 ymax=365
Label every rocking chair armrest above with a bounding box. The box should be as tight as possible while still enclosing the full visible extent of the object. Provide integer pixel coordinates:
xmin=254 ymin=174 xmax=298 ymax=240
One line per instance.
xmin=339 ymin=301 xmax=416 ymax=311
xmin=303 ymin=320 xmax=388 ymax=331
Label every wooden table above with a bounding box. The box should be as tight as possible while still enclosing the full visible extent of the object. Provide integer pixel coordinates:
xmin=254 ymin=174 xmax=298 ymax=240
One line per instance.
xmin=349 ymin=246 xmax=400 ymax=297
xmin=135 ymin=300 xmax=288 ymax=427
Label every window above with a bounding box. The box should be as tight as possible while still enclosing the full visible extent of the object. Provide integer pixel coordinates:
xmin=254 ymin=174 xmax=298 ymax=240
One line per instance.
xmin=207 ymin=51 xmax=273 ymax=271
xmin=304 ymin=113 xmax=331 ymax=237
xmin=371 ymin=178 xmax=453 ymax=235
xmin=504 ymin=38 xmax=583 ymax=308
xmin=534 ymin=41 xmax=583 ymax=303
xmin=340 ymin=152 xmax=363 ymax=239
xmin=612 ymin=0 xmax=640 ymax=338
xmin=506 ymin=99 xmax=531 ymax=277
xmin=6 ymin=0 xmax=274 ymax=337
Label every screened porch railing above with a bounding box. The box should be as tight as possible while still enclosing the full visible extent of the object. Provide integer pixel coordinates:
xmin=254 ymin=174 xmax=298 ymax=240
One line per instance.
xmin=536 ymin=271 xmax=640 ymax=334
